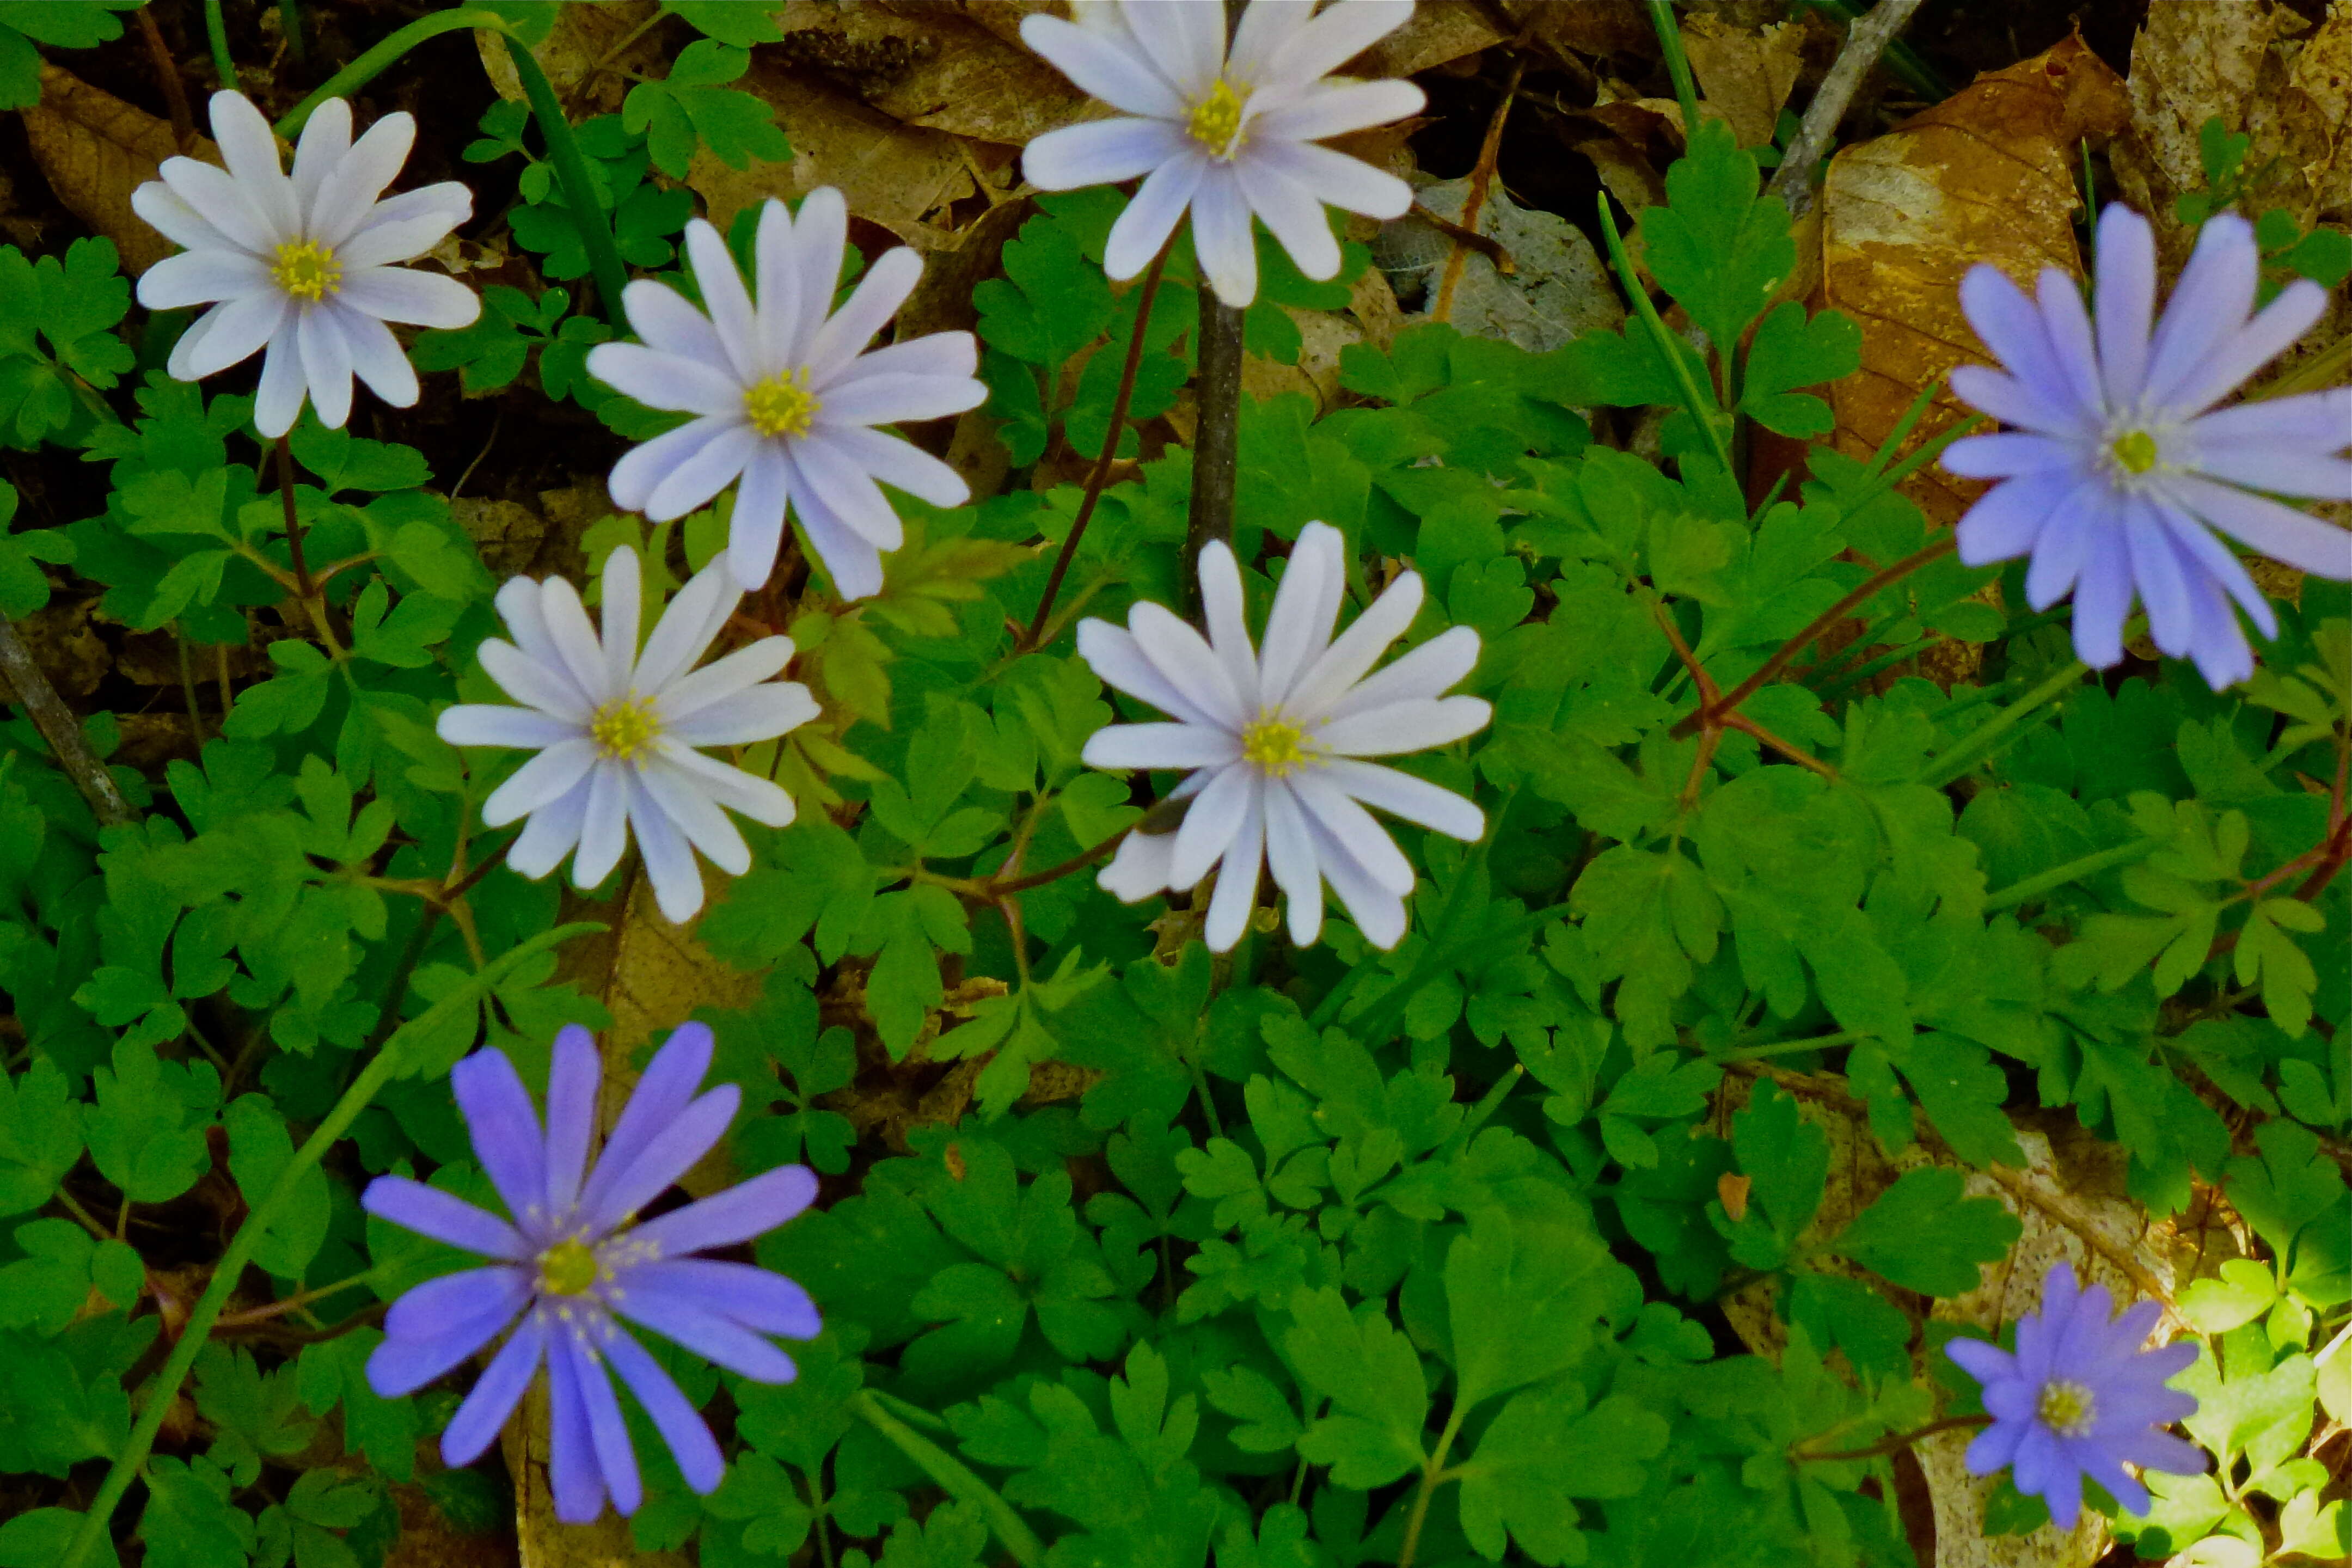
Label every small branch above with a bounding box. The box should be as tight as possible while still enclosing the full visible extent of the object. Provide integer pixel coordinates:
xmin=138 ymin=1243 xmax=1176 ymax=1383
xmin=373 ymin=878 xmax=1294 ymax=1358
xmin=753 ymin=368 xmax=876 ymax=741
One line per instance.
xmin=1798 ymin=1413 xmax=1988 ymax=1463
xmin=1431 ymin=44 xmax=1528 ymax=321
xmin=1183 ymin=283 xmax=1246 ymax=615
xmin=0 ymin=609 xmax=134 ymax=826
xmin=136 ymin=5 xmax=195 ymax=150
xmin=213 ymin=1269 xmax=377 ymax=1330
xmin=1765 ymin=0 xmax=1931 ymax=218
xmin=274 ymin=436 xmax=317 ymax=600
xmin=1024 ymin=241 xmax=1174 ymax=650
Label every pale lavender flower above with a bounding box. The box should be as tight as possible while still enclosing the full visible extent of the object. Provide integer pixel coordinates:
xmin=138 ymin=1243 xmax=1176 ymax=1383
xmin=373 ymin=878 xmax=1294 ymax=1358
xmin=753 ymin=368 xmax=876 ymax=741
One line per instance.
xmin=365 ymin=1022 xmax=820 ymax=1522
xmin=1945 ymin=1263 xmax=2203 ymax=1528
xmin=1020 ymin=0 xmax=1425 ymax=307
xmin=1942 ymin=204 xmax=2351 ymax=689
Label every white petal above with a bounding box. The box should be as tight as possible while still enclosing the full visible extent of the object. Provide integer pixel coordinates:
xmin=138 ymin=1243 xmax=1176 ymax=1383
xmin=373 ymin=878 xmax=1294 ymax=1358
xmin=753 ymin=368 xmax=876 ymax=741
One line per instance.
xmin=336 ymin=266 xmax=479 ymax=328
xmin=791 ymin=474 xmax=886 ymax=600
xmin=816 ymin=371 xmax=989 ymax=428
xmin=823 ymin=425 xmax=970 ymax=509
xmin=336 ymin=183 xmax=470 ymax=267
xmin=298 ymin=306 xmax=355 ymax=430
xmin=438 ymin=705 xmax=579 ymax=750
xmin=1191 ymin=169 xmax=1258 ymax=308
xmin=666 ymin=683 xmax=820 ymax=746
xmin=1022 ymin=118 xmax=1189 ymax=192
xmin=336 ymin=308 xmax=420 ymax=406
xmin=1290 ymin=770 xmax=1415 ymax=894
xmin=1173 ymin=762 xmax=1255 ymax=889
xmin=493 ymin=583 xmax=585 ymax=703
xmin=1077 ymin=619 xmax=1218 ymax=728
xmin=1265 ymin=0 xmax=1414 ymax=86
xmin=786 ymin=436 xmax=902 ymax=549
xmin=622 ymin=279 xmax=726 ymax=365
xmin=1099 ymin=828 xmax=1177 ymax=902
xmin=572 ymin=764 xmax=632 ymax=889
xmin=684 ymin=218 xmax=760 ymax=385
xmin=1020 ymin=14 xmax=1188 ymax=120
xmin=289 ymin=99 xmax=352 ymax=230
xmin=1261 ymin=780 xmax=1325 ymax=946
xmin=158 ymin=157 xmax=278 ymax=253
xmin=177 ymin=289 xmax=289 ymax=379
xmin=311 ymin=111 xmax=419 ymax=247
xmin=656 ymin=638 xmax=797 ymax=723
xmin=1202 ymin=786 xmax=1265 ymax=952
xmin=1129 ymin=601 xmax=1248 ymax=728
xmin=629 ymin=777 xmax=707 ymax=923
xmin=639 ymin=760 xmax=752 ymax=875
xmin=1317 ymin=757 xmax=1483 ymax=843
xmin=208 ymin=90 xmax=297 ymax=238
xmin=538 ymin=575 xmax=620 ymax=705
xmin=1316 ymin=695 xmax=1490 ymax=756
xmin=507 ymin=777 xmax=591 ymax=879
xmin=139 ymin=248 xmax=272 ymax=309
xmin=747 ymin=198 xmax=803 ymax=375
xmin=646 ymin=424 xmax=761 ymax=523
xmin=783 ymin=188 xmax=848 ymax=375
xmin=1248 ymin=138 xmax=1411 ymax=220
xmin=1250 ymin=79 xmax=1424 ymax=145
xmin=635 ymin=561 xmax=740 ymax=694
xmin=1234 ymin=154 xmax=1341 ymax=283
xmin=253 ymin=335 xmax=309 ymax=438
xmin=608 ymin=416 xmax=740 ymax=514
xmin=1196 ymin=541 xmax=1263 ymax=715
xmin=1122 ymin=0 xmax=1224 ymax=101
xmin=820 ymin=331 xmax=978 ymax=392
xmin=483 ymin=737 xmax=600 ymax=827
xmin=806 ymin=247 xmax=924 ymax=384
xmin=728 ymin=444 xmax=792 ymax=592
xmin=587 ymin=342 xmax=747 ymax=418
xmin=1105 ymin=155 xmax=1206 ymax=281
xmin=132 ymin=179 xmax=242 ymax=255
xmin=1083 ymin=721 xmax=1241 ymax=771
xmin=652 ymin=740 xmax=797 ymax=826
xmin=1287 ymin=569 xmax=1421 ymax=720
xmin=1301 ymin=803 xmax=1404 ymax=948
xmin=601 ymin=546 xmax=642 ymax=694
xmin=1229 ymin=0 xmax=1317 ymax=83
xmin=479 ymin=638 xmax=593 ymax=724
xmin=1257 ymin=522 xmax=1341 ymax=708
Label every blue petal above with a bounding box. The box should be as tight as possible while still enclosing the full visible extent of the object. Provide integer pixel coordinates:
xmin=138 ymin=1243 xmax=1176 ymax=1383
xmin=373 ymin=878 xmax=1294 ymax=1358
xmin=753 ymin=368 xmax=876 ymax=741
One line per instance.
xmin=1964 ymin=1417 xmax=2024 ymax=1476
xmin=367 ymin=1281 xmax=528 ymax=1400
xmin=362 ymin=1175 xmax=530 ymax=1260
xmin=564 ymin=1328 xmax=643 ymax=1517
xmin=1944 ymin=1335 xmax=2014 ymax=1387
xmin=630 ymin=1258 xmax=822 ymax=1339
xmin=609 ymin=1282 xmax=800 ymax=1382
xmin=383 ymin=1265 xmax=531 ymax=1345
xmin=442 ymin=1314 xmax=547 ymax=1467
xmin=545 ymin=1024 xmax=601 ymax=1220
xmin=630 ymin=1165 xmax=819 ymax=1258
xmin=600 ymin=1322 xmax=725 ymax=1494
xmin=575 ymin=1021 xmax=715 ymax=1225
xmin=2039 ymin=1449 xmax=2084 ymax=1529
xmin=544 ymin=1321 xmax=608 ymax=1524
xmin=451 ymin=1047 xmax=552 ymax=1235
xmin=578 ymin=1085 xmax=740 ymax=1237
xmin=2109 ymin=1428 xmax=2206 ymax=1475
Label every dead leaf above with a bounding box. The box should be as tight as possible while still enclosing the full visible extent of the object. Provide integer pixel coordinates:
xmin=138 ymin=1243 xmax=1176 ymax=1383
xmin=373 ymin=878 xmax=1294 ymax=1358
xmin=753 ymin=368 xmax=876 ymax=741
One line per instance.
xmin=1348 ymin=3 xmax=1506 ymax=80
xmin=1679 ymin=15 xmax=1805 ymax=151
xmin=1494 ymin=0 xmax=1657 ymax=62
xmin=773 ymin=0 xmax=1090 ymax=147
xmin=1401 ymin=176 xmax=1624 ymax=353
xmin=21 ymin=64 xmax=219 ymax=275
xmin=475 ymin=0 xmax=666 ymax=117
xmin=690 ymin=63 xmax=976 ymax=247
xmin=1817 ymin=33 xmax=2128 ymax=528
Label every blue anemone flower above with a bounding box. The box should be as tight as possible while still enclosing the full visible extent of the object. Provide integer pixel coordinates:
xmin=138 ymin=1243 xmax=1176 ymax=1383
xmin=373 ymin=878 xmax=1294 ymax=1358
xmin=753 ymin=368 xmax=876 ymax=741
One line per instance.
xmin=1945 ymin=1263 xmax=2203 ymax=1527
xmin=363 ymin=1021 xmax=820 ymax=1523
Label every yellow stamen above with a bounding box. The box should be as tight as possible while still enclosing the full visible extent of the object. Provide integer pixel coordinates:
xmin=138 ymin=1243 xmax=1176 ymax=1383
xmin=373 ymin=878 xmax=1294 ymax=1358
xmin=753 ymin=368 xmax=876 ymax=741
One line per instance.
xmin=2036 ymin=1379 xmax=2096 ymax=1438
xmin=2110 ymin=430 xmax=2160 ymax=475
xmin=538 ymin=1238 xmax=598 ymax=1296
xmin=745 ymin=370 xmax=820 ymax=438
xmin=1187 ymin=78 xmax=1248 ymax=160
xmin=590 ymin=695 xmax=660 ymax=761
xmin=1241 ymin=715 xmax=1313 ymax=776
xmin=271 ymin=239 xmax=342 ymax=302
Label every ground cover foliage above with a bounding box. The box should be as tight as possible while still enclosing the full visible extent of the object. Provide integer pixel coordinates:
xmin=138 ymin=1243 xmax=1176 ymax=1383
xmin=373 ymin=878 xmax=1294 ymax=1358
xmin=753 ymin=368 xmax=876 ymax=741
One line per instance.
xmin=0 ymin=3 xmax=2348 ymax=1567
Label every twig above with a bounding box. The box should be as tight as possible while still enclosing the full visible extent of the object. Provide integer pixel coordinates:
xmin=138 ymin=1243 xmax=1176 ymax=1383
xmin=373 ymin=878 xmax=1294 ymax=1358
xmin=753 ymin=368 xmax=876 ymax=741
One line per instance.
xmin=1024 ymin=241 xmax=1173 ymax=649
xmin=136 ymin=5 xmax=195 ymax=150
xmin=1798 ymin=1414 xmax=1988 ymax=1463
xmin=274 ymin=436 xmax=316 ymax=599
xmin=1765 ymin=0 xmax=1930 ymax=218
xmin=1431 ymin=43 xmax=1529 ymax=321
xmin=177 ymin=626 xmax=207 ymax=746
xmin=0 ymin=609 xmax=133 ymax=826
xmin=1184 ymin=287 xmax=1245 ymax=614
xmin=449 ymin=404 xmax=503 ymax=504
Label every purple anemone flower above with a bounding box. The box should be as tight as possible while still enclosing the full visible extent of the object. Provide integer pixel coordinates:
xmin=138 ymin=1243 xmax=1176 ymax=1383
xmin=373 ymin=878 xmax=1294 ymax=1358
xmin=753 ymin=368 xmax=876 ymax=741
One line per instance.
xmin=1941 ymin=204 xmax=2351 ymax=690
xmin=363 ymin=1021 xmax=820 ymax=1522
xmin=1945 ymin=1263 xmax=2203 ymax=1528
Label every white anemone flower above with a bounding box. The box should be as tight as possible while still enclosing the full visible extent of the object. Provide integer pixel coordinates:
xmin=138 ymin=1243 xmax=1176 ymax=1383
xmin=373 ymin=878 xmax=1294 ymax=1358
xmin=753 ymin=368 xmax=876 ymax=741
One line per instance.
xmin=1078 ymin=521 xmax=1489 ymax=950
xmin=1020 ymin=0 xmax=1425 ymax=307
xmin=584 ymin=191 xmax=988 ymax=601
xmin=438 ymin=547 xmax=818 ymax=924
xmin=131 ymin=91 xmax=478 ymax=438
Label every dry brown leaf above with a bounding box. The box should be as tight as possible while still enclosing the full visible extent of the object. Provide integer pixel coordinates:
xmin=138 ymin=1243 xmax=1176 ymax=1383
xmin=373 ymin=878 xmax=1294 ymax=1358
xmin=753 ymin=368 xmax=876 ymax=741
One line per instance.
xmin=475 ymin=0 xmax=666 ymax=116
xmin=773 ymin=0 xmax=1090 ymax=146
xmin=1494 ymin=0 xmax=1657 ymax=62
xmin=21 ymin=64 xmax=218 ymax=276
xmin=1679 ymin=15 xmax=1804 ymax=151
xmin=1817 ymin=34 xmax=2128 ymax=528
xmin=690 ymin=63 xmax=976 ymax=247
xmin=1349 ymin=3 xmax=1506 ymax=80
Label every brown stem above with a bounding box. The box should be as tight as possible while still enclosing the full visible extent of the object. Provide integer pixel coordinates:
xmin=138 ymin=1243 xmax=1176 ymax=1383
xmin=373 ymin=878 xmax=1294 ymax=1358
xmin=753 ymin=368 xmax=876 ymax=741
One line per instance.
xmin=1673 ymin=534 xmax=1956 ymax=739
xmin=0 ymin=608 xmax=134 ymax=826
xmin=1024 ymin=242 xmax=1173 ymax=650
xmin=1431 ymin=44 xmax=1528 ymax=321
xmin=136 ymin=5 xmax=197 ymax=151
xmin=1183 ymin=290 xmax=1246 ymax=617
xmin=1798 ymin=1413 xmax=1988 ymax=1463
xmin=274 ymin=436 xmax=316 ymax=599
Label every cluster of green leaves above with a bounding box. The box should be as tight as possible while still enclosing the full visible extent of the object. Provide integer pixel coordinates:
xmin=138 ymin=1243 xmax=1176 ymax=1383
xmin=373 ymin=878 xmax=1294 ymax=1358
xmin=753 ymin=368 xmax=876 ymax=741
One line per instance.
xmin=2176 ymin=114 xmax=2352 ymax=297
xmin=0 ymin=0 xmax=143 ymax=110
xmin=2 ymin=28 xmax=2347 ymax=1568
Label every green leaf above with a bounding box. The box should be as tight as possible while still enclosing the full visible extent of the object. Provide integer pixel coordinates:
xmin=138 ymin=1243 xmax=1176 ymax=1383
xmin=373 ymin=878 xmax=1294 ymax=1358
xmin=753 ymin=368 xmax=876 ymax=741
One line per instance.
xmin=1829 ymin=1167 xmax=2020 ymax=1294
xmin=0 ymin=1509 xmax=121 ymax=1568
xmin=1453 ymin=1387 xmax=1667 ymax=1566
xmin=1736 ymin=303 xmax=1860 ymax=436
xmin=224 ymin=1093 xmax=331 ymax=1279
xmin=83 ymin=1036 xmax=213 ymax=1205
xmin=1639 ymin=119 xmax=1794 ymax=360
xmin=193 ymin=1342 xmax=318 ymax=1488
xmin=1443 ymin=1203 xmax=1614 ymax=1411
xmin=2178 ymin=1258 xmax=2279 ymax=1336
xmin=0 ymin=1058 xmax=83 ymax=1216
xmin=1285 ymin=1285 xmax=1430 ymax=1487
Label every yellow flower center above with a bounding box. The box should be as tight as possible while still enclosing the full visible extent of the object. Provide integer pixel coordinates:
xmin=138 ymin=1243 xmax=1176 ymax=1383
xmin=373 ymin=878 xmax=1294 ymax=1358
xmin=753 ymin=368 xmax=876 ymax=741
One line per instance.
xmin=1241 ymin=716 xmax=1313 ymax=776
xmin=271 ymin=239 xmax=342 ymax=302
xmin=2109 ymin=430 xmax=2160 ymax=475
xmin=538 ymin=1238 xmax=599 ymax=1296
xmin=590 ymin=695 xmax=660 ymax=761
xmin=1187 ymin=78 xmax=1249 ymax=160
xmin=745 ymin=370 xmax=820 ymax=438
xmin=2036 ymin=1378 xmax=2097 ymax=1438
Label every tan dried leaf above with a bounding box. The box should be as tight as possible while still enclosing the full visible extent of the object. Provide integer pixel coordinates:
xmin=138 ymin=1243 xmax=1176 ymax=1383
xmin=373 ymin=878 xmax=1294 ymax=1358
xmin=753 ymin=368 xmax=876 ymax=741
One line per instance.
xmin=1817 ymin=35 xmax=2128 ymax=526
xmin=1680 ymin=15 xmax=1805 ymax=151
xmin=475 ymin=0 xmax=667 ymax=115
xmin=774 ymin=0 xmax=1089 ymax=146
xmin=21 ymin=64 xmax=218 ymax=276
xmin=1348 ymin=3 xmax=1505 ymax=80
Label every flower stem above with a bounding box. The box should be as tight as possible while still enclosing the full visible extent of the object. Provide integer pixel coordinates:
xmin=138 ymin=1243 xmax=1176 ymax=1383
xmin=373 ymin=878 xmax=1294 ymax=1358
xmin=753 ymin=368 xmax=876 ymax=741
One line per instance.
xmin=1675 ymin=535 xmax=1956 ymax=739
xmin=279 ymin=0 xmax=308 ymax=68
xmin=1596 ymin=194 xmax=1734 ymax=480
xmin=1646 ymin=1 xmax=1701 ymax=147
xmin=274 ymin=436 xmax=317 ymax=600
xmin=203 ymin=0 xmax=236 ymax=90
xmin=1183 ymin=279 xmax=1246 ymax=616
xmin=1913 ymin=660 xmax=2088 ymax=790
xmin=61 ymin=922 xmax=602 ymax=1568
xmin=275 ymin=9 xmax=521 ymax=139
xmin=213 ymin=1266 xmax=378 ymax=1328
xmin=1024 ymin=241 xmax=1173 ymax=650
xmin=1982 ymin=836 xmax=2162 ymax=913
xmin=1395 ymin=1402 xmax=1468 ymax=1568
xmin=851 ymin=1389 xmax=1044 ymax=1568
xmin=134 ymin=6 xmax=195 ymax=150
xmin=503 ymin=36 xmax=633 ymax=323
